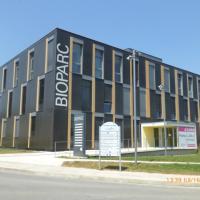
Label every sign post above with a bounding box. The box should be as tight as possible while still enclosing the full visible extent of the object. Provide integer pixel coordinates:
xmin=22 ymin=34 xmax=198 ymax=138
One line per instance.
xmin=99 ymin=122 xmax=121 ymax=171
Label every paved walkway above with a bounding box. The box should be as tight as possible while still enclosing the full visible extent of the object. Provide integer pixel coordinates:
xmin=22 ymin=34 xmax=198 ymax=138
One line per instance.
xmin=0 ymin=152 xmax=200 ymax=186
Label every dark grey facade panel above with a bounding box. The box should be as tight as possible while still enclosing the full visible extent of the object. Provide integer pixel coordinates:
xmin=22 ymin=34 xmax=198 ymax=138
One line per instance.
xmin=155 ymin=63 xmax=161 ymax=87
xmin=83 ymin=39 xmax=92 ymax=76
xmin=72 ymin=74 xmax=82 ymax=110
xmin=170 ymin=68 xmax=175 ymax=94
xmin=95 ymin=79 xmax=104 ymax=113
xmin=115 ymin=83 xmax=123 ymax=115
xmin=123 ymin=52 xmax=130 ymax=84
xmin=139 ymin=57 xmax=146 ymax=88
xmin=183 ymin=72 xmax=188 ymax=97
xmin=104 ymin=46 xmax=112 ymax=81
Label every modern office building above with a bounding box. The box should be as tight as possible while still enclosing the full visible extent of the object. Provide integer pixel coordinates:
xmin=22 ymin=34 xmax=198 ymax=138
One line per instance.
xmin=0 ymin=28 xmax=199 ymax=151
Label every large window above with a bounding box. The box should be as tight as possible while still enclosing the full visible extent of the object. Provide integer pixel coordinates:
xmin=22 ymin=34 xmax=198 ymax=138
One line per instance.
xmin=115 ymin=54 xmax=123 ymax=83
xmin=178 ymin=73 xmax=183 ymax=95
xmin=14 ymin=60 xmax=19 ymax=87
xmin=104 ymin=85 xmax=112 ymax=113
xmin=95 ymin=48 xmax=104 ymax=79
xmin=8 ymin=91 xmax=13 ymax=117
xmin=2 ymin=68 xmax=7 ymax=91
xmin=188 ymin=76 xmax=193 ymax=98
xmin=164 ymin=68 xmax=170 ymax=92
xmin=28 ymin=51 xmax=34 ymax=80
xmin=21 ymin=85 xmax=27 ymax=115
xmin=38 ymin=78 xmax=45 ymax=111
xmin=82 ymin=80 xmax=91 ymax=111
xmin=140 ymin=89 xmax=146 ymax=117
xmin=149 ymin=63 xmax=155 ymax=89
xmin=72 ymin=41 xmax=83 ymax=74
xmin=123 ymin=87 xmax=130 ymax=115
xmin=14 ymin=117 xmax=20 ymax=138
xmin=47 ymin=36 xmax=54 ymax=72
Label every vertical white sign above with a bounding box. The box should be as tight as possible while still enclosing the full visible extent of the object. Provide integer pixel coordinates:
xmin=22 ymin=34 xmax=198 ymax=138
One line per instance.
xmin=99 ymin=122 xmax=121 ymax=156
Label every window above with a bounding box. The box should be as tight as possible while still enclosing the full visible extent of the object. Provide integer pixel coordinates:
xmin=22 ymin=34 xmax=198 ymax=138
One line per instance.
xmin=149 ymin=63 xmax=155 ymax=89
xmin=38 ymin=78 xmax=45 ymax=111
xmin=95 ymin=48 xmax=104 ymax=79
xmin=164 ymin=68 xmax=170 ymax=92
xmin=47 ymin=36 xmax=54 ymax=72
xmin=15 ymin=117 xmax=20 ymax=138
xmin=140 ymin=89 xmax=146 ymax=117
xmin=30 ymin=114 xmax=36 ymax=136
xmin=104 ymin=85 xmax=112 ymax=113
xmin=21 ymin=85 xmax=27 ymax=115
xmin=82 ymin=80 xmax=91 ymax=111
xmin=1 ymin=119 xmax=7 ymax=138
xmin=115 ymin=54 xmax=123 ymax=83
xmin=178 ymin=73 xmax=183 ymax=95
xmin=123 ymin=87 xmax=130 ymax=115
xmin=28 ymin=51 xmax=34 ymax=80
xmin=2 ymin=68 xmax=7 ymax=90
xmin=14 ymin=60 xmax=19 ymax=87
xmin=8 ymin=91 xmax=13 ymax=117
xmin=188 ymin=76 xmax=193 ymax=98
xmin=72 ymin=41 xmax=83 ymax=74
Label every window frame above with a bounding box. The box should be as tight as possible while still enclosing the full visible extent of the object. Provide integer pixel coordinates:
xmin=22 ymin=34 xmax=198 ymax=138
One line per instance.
xmin=20 ymin=83 xmax=27 ymax=115
xmin=2 ymin=67 xmax=7 ymax=91
xmin=95 ymin=45 xmax=104 ymax=79
xmin=164 ymin=67 xmax=170 ymax=93
xmin=27 ymin=49 xmax=35 ymax=81
xmin=7 ymin=90 xmax=13 ymax=118
xmin=149 ymin=62 xmax=156 ymax=90
xmin=71 ymin=37 xmax=83 ymax=75
xmin=1 ymin=118 xmax=7 ymax=138
xmin=36 ymin=75 xmax=45 ymax=112
xmin=14 ymin=116 xmax=20 ymax=138
xmin=114 ymin=52 xmax=123 ymax=83
xmin=13 ymin=59 xmax=20 ymax=87
xmin=177 ymin=72 xmax=183 ymax=96
xmin=139 ymin=88 xmax=146 ymax=117
xmin=188 ymin=75 xmax=193 ymax=98
xmin=46 ymin=35 xmax=54 ymax=73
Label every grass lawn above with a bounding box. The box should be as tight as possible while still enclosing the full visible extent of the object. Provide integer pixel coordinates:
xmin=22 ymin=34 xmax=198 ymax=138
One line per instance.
xmin=62 ymin=161 xmax=200 ymax=175
xmin=87 ymin=151 xmax=200 ymax=163
xmin=0 ymin=148 xmax=32 ymax=154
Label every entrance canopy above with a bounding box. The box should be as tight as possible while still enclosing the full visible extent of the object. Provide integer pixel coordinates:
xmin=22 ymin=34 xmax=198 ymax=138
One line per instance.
xmin=141 ymin=121 xmax=197 ymax=150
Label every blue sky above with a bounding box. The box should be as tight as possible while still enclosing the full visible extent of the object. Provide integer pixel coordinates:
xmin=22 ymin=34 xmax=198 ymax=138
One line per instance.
xmin=0 ymin=0 xmax=200 ymax=74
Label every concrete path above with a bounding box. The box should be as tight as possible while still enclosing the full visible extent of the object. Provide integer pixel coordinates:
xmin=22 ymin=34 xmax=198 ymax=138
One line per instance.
xmin=0 ymin=152 xmax=200 ymax=186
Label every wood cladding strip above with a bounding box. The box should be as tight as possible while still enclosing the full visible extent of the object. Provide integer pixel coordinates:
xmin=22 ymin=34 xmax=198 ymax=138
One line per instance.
xmin=187 ymin=74 xmax=191 ymax=121
xmin=112 ymin=50 xmax=115 ymax=123
xmin=161 ymin=65 xmax=166 ymax=119
xmin=130 ymin=60 xmax=134 ymax=147
xmin=67 ymin=37 xmax=73 ymax=149
xmin=91 ymin=44 xmax=96 ymax=149
xmin=174 ymin=70 xmax=180 ymax=121
xmin=145 ymin=60 xmax=151 ymax=118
